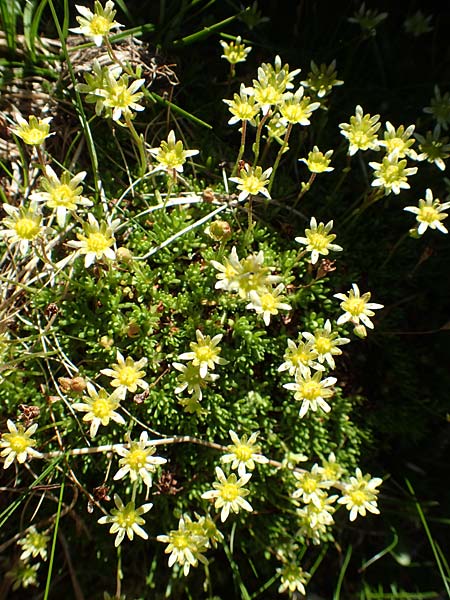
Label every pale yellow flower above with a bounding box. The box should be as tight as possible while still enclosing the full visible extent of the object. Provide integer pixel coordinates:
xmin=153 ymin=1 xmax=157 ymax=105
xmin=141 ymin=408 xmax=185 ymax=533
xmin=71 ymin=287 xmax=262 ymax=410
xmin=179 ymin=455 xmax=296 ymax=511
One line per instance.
xmin=18 ymin=527 xmax=50 ymax=562
xmin=370 ymin=155 xmax=418 ymax=195
xmin=299 ymin=146 xmax=334 ymax=173
xmin=283 ymin=370 xmax=337 ymax=418
xmin=302 ymin=320 xmax=350 ymax=369
xmin=173 ymin=361 xmax=219 ymax=400
xmin=97 ymin=71 xmax=145 ymax=122
xmin=221 ymin=430 xmax=268 ymax=476
xmin=246 ymin=284 xmax=292 ymax=326
xmin=178 ymin=330 xmax=228 ymax=378
xmin=30 ymin=165 xmax=92 ymax=227
xmin=277 ymin=563 xmax=310 ymax=595
xmin=295 ymin=217 xmax=343 ymax=264
xmin=337 ymin=468 xmax=382 ymax=521
xmin=220 ymin=36 xmax=251 ymax=65
xmin=201 ymin=466 xmax=253 ymax=522
xmin=157 ymin=514 xmax=209 ymax=576
xmin=223 ymin=84 xmax=259 ymax=126
xmin=229 ymin=164 xmax=272 ymax=201
xmin=278 ymin=337 xmax=325 ymax=377
xmin=334 ymin=283 xmax=383 ymax=331
xmin=379 ymin=121 xmax=418 ymax=160
xmin=0 ymin=203 xmax=43 ymax=255
xmin=279 ymin=87 xmax=320 ymax=126
xmin=210 ymin=246 xmax=243 ymax=292
xmin=11 ymin=114 xmax=53 ymax=146
xmin=148 ymin=130 xmax=199 ymax=174
xmin=71 ymin=1 xmax=122 ymax=47
xmin=404 ymin=188 xmax=450 ymax=235
xmin=0 ymin=420 xmax=42 ymax=469
xmin=98 ymin=494 xmax=153 ymax=546
xmin=300 ymin=59 xmax=343 ymax=98
xmin=339 ymin=104 xmax=380 ymax=155
xmin=100 ymin=350 xmax=148 ymax=398
xmin=72 ymin=383 xmax=125 ymax=437
xmin=114 ymin=431 xmax=166 ymax=487
xmin=67 ymin=213 xmax=119 ymax=267
xmin=292 ymin=464 xmax=333 ymax=507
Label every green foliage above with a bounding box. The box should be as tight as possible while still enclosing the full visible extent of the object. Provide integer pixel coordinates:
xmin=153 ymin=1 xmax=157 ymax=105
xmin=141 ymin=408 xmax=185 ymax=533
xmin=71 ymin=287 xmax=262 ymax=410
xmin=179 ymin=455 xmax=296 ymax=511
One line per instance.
xmin=1 ymin=1 xmax=450 ymax=599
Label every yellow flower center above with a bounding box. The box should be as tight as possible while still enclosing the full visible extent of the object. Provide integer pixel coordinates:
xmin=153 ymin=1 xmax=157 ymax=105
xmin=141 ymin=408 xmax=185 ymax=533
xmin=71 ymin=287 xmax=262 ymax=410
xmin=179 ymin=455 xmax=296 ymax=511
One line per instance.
xmin=352 ymin=131 xmax=371 ymax=147
xmin=308 ymin=155 xmax=329 ymax=173
xmin=255 ymin=85 xmax=282 ymax=106
xmin=110 ymin=85 xmax=134 ymax=109
xmin=116 ymin=505 xmax=139 ymax=528
xmin=292 ymin=348 xmax=312 ymax=365
xmin=172 ymin=531 xmax=190 ymax=549
xmin=160 ymin=150 xmax=182 ymax=169
xmin=126 ymin=448 xmax=147 ymax=470
xmin=282 ymin=104 xmax=307 ymax=123
xmin=242 ymin=175 xmax=265 ymax=195
xmin=342 ymin=297 xmax=366 ymax=316
xmin=21 ymin=128 xmax=48 ymax=145
xmin=117 ymin=366 xmax=139 ymax=387
xmin=89 ymin=14 xmax=111 ymax=36
xmin=349 ymin=489 xmax=368 ymax=506
xmin=235 ymin=102 xmax=256 ymax=120
xmin=308 ymin=232 xmax=329 ymax=251
xmin=386 ymin=138 xmax=406 ymax=154
xmin=86 ymin=232 xmax=113 ymax=254
xmin=315 ymin=336 xmax=332 ymax=354
xmin=300 ymin=381 xmax=322 ymax=400
xmin=8 ymin=434 xmax=31 ymax=454
xmin=382 ymin=164 xmax=402 ymax=184
xmin=419 ymin=206 xmax=440 ymax=223
xmin=92 ymin=397 xmax=114 ymax=419
xmin=220 ymin=482 xmax=240 ymax=501
xmin=195 ymin=346 xmax=216 ymax=362
xmin=51 ymin=184 xmax=76 ymax=207
xmin=234 ymin=444 xmax=253 ymax=462
xmin=14 ymin=217 xmax=40 ymax=240
xmin=302 ymin=476 xmax=318 ymax=494
xmin=259 ymin=292 xmax=278 ymax=312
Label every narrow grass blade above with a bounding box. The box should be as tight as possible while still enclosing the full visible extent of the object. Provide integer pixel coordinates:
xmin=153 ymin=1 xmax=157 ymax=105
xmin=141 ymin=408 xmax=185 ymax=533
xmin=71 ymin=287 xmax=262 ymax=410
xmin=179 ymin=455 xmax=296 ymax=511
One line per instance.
xmin=405 ymin=478 xmax=450 ymax=597
xmin=44 ymin=477 xmax=65 ymax=600
xmin=334 ymin=544 xmax=352 ymax=600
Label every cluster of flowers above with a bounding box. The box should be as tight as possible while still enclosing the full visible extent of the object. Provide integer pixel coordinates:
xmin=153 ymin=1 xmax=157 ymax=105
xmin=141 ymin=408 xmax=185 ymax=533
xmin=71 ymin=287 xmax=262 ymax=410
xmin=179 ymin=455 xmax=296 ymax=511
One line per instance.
xmin=348 ymin=3 xmax=433 ymax=39
xmin=71 ymin=355 xmax=168 ymax=547
xmin=339 ymin=101 xmax=450 ymax=236
xmin=172 ymin=329 xmax=229 ymax=414
xmin=211 ymin=247 xmax=291 ymax=326
xmin=279 ymin=281 xmax=384 ymax=420
xmin=2 ymin=123 xmax=199 ymax=269
xmin=293 ymin=454 xmax=382 ymax=542
xmin=6 ymin=527 xmax=50 ymax=591
xmin=273 ymin=453 xmax=382 ymax=594
xmin=158 ymin=430 xmax=268 ymax=575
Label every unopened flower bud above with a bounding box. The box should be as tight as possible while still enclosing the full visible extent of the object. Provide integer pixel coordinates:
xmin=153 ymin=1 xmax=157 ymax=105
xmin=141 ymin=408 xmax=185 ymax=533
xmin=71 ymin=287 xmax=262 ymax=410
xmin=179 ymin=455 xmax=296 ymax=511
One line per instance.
xmin=71 ymin=376 xmax=87 ymax=392
xmin=206 ymin=220 xmax=232 ymax=242
xmin=100 ymin=335 xmax=114 ymax=349
xmin=116 ymin=247 xmax=133 ymax=262
xmin=353 ymin=324 xmax=367 ymax=338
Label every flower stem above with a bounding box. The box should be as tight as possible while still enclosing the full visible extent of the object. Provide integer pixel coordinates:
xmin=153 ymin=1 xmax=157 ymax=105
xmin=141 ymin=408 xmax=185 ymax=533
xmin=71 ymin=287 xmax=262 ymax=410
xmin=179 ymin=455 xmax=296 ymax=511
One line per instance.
xmin=124 ymin=113 xmax=147 ymax=178
xmin=115 ymin=544 xmax=123 ymax=599
xmin=231 ymin=120 xmax=247 ymax=177
xmin=253 ymin=111 xmax=271 ymax=165
xmin=268 ymin=123 xmax=293 ymax=193
xmin=294 ymin=173 xmax=316 ymax=206
xmin=105 ymin=36 xmax=130 ymax=75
